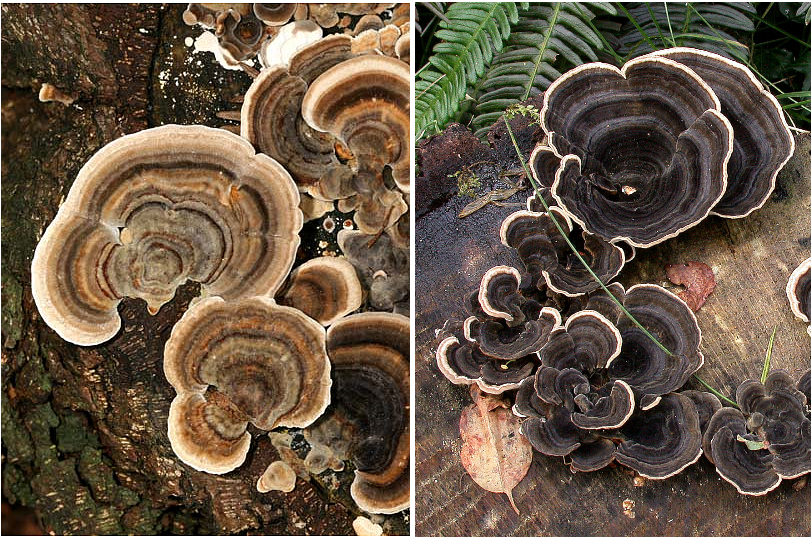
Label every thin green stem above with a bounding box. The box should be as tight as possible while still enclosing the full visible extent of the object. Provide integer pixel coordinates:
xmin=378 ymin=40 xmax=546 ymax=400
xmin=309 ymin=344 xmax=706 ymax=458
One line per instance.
xmin=502 ymin=115 xmax=670 ymax=356
xmin=616 ymin=3 xmax=658 ymax=52
xmin=761 ymin=326 xmax=777 ymax=384
xmin=503 ymin=108 xmax=740 ymax=409
xmin=420 ymin=2 xmax=450 ymax=24
xmin=694 ymin=375 xmax=739 ymax=408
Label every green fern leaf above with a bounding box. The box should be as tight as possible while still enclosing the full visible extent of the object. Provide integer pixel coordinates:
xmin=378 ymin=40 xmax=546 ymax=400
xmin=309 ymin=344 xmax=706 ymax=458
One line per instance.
xmin=416 ymin=2 xmax=519 ymax=142
xmin=470 ymin=2 xmax=616 ymax=139
xmin=615 ymin=2 xmax=755 ymax=61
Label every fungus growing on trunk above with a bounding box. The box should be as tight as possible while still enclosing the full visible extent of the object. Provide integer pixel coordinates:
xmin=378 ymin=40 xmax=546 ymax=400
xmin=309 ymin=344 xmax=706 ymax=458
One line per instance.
xmin=647 ymin=48 xmax=794 ymax=218
xmin=31 ymin=125 xmax=301 ymax=346
xmin=326 ymin=312 xmax=410 ymax=514
xmin=279 ymin=257 xmax=363 ymax=326
xmin=500 ymin=208 xmax=627 ymax=296
xmin=164 ymin=296 xmax=331 ymax=474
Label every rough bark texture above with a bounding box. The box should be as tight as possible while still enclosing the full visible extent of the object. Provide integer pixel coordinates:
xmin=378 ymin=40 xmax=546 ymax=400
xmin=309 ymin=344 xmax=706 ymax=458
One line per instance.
xmin=415 ymin=108 xmax=811 ymax=535
xmin=1 ymin=4 xmax=407 ymax=535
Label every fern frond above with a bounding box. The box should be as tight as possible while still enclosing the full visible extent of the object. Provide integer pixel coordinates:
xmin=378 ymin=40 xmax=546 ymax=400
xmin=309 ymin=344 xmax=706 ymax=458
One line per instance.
xmin=470 ymin=2 xmax=616 ymax=139
xmin=799 ymin=3 xmax=811 ymax=25
xmin=415 ymin=2 xmax=519 ymax=142
xmin=615 ymin=2 xmax=755 ymax=61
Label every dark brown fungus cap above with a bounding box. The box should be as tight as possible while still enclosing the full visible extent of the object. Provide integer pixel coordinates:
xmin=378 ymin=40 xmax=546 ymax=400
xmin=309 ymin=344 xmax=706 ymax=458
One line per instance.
xmin=500 ymin=208 xmax=626 ymax=297
xmin=787 ymin=257 xmax=811 ymax=337
xmin=301 ymin=55 xmax=410 ymax=195
xmin=278 ymin=257 xmax=362 ymax=326
xmin=478 ymin=266 xmax=526 ymax=323
xmin=705 ymin=407 xmax=780 ymax=495
xmin=241 ymin=35 xmax=355 ymax=197
xmin=216 ymin=8 xmax=268 ymax=62
xmin=703 ymin=369 xmax=811 ymax=495
xmin=649 ymin=48 xmax=794 ymax=218
xmin=512 ymin=376 xmax=551 ymax=419
xmin=539 ymin=311 xmax=621 ymax=373
xmin=586 ymin=284 xmax=703 ymax=408
xmin=681 ymin=390 xmax=722 ymax=435
xmin=337 ymin=229 xmax=408 ymax=313
xmin=473 ymin=307 xmax=561 ymax=362
xmin=614 ymin=393 xmax=703 ymax=479
xmin=253 ymin=3 xmax=297 ymax=26
xmin=543 ymin=57 xmax=733 ymax=247
xmin=529 ymin=141 xmax=562 ymax=191
xmin=527 ymin=142 xmax=563 ymax=213
xmin=736 ymin=370 xmax=811 ymax=479
xmin=31 ymin=125 xmax=302 ymax=346
xmin=520 ymin=405 xmax=582 ymax=457
xmin=164 ymin=296 xmax=330 ymax=473
xmin=326 ymin=312 xmax=409 ymax=514
xmin=435 ymin=332 xmax=538 ymax=395
xmin=534 ymin=366 xmax=634 ymax=430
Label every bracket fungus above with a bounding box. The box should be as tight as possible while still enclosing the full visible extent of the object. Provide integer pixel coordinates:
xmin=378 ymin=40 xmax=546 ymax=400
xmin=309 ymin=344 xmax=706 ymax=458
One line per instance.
xmin=216 ymin=8 xmax=269 ymax=62
xmin=253 ymin=3 xmax=298 ymax=26
xmin=242 ymin=34 xmax=356 ymax=197
xmin=31 ymin=125 xmax=302 ymax=346
xmin=787 ymin=256 xmax=811 ymax=337
xmin=500 ymin=208 xmax=626 ymax=296
xmin=435 ymin=268 xmax=563 ymax=393
xmin=585 ymin=283 xmax=703 ymax=409
xmin=703 ymin=369 xmax=811 ymax=495
xmin=164 ymin=296 xmax=331 ymax=474
xmin=279 ymin=256 xmax=363 ymax=326
xmin=326 ymin=312 xmax=410 ymax=514
xmin=301 ymin=54 xmax=410 ymax=197
xmin=300 ymin=54 xmax=408 ymax=185
xmin=646 ymin=48 xmax=794 ymax=218
xmin=337 ymin=229 xmax=409 ymax=314
xmin=257 ymin=460 xmax=297 ymax=493
xmin=612 ymin=392 xmax=703 ymax=479
xmin=436 ymin=321 xmax=539 ymax=395
xmin=541 ymin=56 xmax=733 ymax=247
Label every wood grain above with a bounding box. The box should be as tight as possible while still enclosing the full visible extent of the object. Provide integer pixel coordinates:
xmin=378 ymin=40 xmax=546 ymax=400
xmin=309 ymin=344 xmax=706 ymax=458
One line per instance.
xmin=415 ymin=124 xmax=811 ymax=536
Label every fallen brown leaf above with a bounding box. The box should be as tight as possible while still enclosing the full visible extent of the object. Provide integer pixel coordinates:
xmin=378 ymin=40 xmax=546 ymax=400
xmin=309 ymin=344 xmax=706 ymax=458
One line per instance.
xmin=458 ymin=187 xmax=523 ymax=218
xmin=459 ymin=386 xmax=532 ymax=513
xmin=665 ymin=261 xmax=717 ymax=312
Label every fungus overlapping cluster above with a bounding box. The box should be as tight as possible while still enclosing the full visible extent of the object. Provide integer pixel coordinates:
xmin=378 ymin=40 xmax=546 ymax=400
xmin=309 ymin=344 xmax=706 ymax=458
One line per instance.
xmin=435 ymin=47 xmax=803 ymax=495
xmin=532 ymin=47 xmax=794 ymax=247
xmin=31 ymin=3 xmax=410 ymax=517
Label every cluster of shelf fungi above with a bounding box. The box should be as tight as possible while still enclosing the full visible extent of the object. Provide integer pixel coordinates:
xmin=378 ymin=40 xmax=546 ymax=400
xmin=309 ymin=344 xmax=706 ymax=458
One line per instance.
xmin=30 ymin=3 xmax=410 ymax=518
xmin=435 ymin=48 xmax=811 ymax=496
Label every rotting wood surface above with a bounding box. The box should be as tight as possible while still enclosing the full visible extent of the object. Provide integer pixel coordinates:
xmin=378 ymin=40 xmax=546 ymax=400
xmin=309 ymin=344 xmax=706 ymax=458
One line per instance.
xmin=415 ymin=111 xmax=811 ymax=536
xmin=1 ymin=5 xmax=406 ymax=535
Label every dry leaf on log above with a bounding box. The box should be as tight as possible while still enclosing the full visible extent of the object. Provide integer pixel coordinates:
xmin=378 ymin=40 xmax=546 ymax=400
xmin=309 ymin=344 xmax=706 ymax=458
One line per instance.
xmin=459 ymin=386 xmax=532 ymax=513
xmin=665 ymin=261 xmax=717 ymax=312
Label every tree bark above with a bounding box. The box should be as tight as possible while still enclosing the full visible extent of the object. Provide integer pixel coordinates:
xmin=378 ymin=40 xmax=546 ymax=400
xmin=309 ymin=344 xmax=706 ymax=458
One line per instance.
xmin=1 ymin=4 xmax=407 ymax=535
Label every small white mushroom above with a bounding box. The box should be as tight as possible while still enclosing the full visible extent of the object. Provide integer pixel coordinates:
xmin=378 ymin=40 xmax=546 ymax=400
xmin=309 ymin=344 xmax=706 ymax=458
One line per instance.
xmin=352 ymin=516 xmax=383 ymax=536
xmin=257 ymin=460 xmax=297 ymax=493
